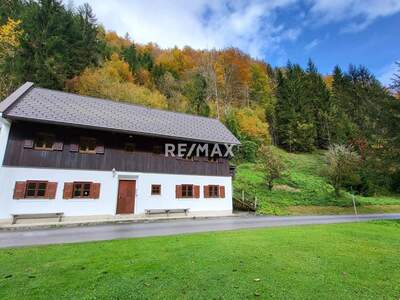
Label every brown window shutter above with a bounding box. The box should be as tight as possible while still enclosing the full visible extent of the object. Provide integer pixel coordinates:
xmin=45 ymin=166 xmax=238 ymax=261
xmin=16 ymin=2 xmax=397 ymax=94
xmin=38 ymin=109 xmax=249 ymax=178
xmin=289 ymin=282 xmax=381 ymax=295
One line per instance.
xmin=23 ymin=139 xmax=34 ymax=149
xmin=95 ymin=145 xmax=105 ymax=154
xmin=219 ymin=186 xmax=225 ymax=198
xmin=175 ymin=185 xmax=182 ymax=198
xmin=204 ymin=185 xmax=209 ymax=198
xmin=70 ymin=142 xmax=79 ymax=152
xmin=63 ymin=182 xmax=74 ymax=199
xmin=52 ymin=141 xmax=64 ymax=151
xmin=13 ymin=181 xmax=27 ymax=199
xmin=90 ymin=183 xmax=101 ymax=198
xmin=194 ymin=185 xmax=200 ymax=198
xmin=46 ymin=182 xmax=58 ymax=199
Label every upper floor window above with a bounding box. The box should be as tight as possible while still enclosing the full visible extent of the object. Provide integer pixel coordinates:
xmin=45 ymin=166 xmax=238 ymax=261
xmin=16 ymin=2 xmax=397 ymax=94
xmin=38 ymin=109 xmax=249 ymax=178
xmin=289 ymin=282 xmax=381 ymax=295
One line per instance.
xmin=25 ymin=181 xmax=48 ymax=198
xmin=79 ymin=137 xmax=97 ymax=154
xmin=153 ymin=145 xmax=162 ymax=154
xmin=34 ymin=133 xmax=55 ymax=151
xmin=125 ymin=142 xmax=136 ymax=152
xmin=208 ymin=156 xmax=218 ymax=163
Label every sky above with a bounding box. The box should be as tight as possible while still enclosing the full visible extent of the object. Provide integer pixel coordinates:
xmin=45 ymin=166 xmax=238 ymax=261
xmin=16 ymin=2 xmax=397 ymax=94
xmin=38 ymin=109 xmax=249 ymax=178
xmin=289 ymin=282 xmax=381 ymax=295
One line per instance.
xmin=71 ymin=0 xmax=400 ymax=86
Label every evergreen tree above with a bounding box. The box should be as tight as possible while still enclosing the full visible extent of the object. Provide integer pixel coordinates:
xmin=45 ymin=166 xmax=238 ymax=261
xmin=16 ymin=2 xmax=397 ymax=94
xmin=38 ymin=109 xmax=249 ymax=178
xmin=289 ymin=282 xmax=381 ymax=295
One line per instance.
xmin=390 ymin=61 xmax=400 ymax=94
xmin=275 ymin=63 xmax=316 ymax=152
xmin=9 ymin=0 xmax=103 ymax=89
xmin=185 ymin=73 xmax=210 ymax=116
xmin=305 ymin=59 xmax=332 ymax=148
xmin=122 ymin=44 xmax=140 ymax=73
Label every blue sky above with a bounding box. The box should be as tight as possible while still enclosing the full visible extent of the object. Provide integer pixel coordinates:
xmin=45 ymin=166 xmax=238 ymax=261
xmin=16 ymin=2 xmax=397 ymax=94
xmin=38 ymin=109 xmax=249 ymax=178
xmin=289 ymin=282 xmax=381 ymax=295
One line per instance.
xmin=72 ymin=0 xmax=400 ymax=86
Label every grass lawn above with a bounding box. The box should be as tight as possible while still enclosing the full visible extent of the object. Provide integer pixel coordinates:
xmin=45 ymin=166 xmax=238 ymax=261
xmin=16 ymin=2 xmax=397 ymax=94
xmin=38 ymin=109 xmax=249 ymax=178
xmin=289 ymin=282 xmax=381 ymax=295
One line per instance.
xmin=234 ymin=149 xmax=400 ymax=215
xmin=1 ymin=221 xmax=400 ymax=299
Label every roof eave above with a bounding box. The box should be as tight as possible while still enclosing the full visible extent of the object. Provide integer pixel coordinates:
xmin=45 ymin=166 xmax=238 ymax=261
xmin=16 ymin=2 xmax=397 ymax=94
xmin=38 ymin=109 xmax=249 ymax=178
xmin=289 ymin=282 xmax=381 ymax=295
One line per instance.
xmin=6 ymin=115 xmax=241 ymax=145
xmin=0 ymin=82 xmax=34 ymax=113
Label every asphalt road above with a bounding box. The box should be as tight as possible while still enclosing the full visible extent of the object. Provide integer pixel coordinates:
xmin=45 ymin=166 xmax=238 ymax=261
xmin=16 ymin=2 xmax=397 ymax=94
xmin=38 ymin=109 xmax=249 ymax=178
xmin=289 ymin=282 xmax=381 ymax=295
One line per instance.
xmin=1 ymin=213 xmax=399 ymax=249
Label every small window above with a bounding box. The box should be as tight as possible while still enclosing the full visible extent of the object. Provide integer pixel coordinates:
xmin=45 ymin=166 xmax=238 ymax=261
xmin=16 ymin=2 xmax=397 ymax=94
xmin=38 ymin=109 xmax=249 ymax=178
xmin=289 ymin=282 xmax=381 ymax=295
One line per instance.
xmin=182 ymin=155 xmax=194 ymax=161
xmin=125 ymin=142 xmax=136 ymax=152
xmin=73 ymin=182 xmax=92 ymax=198
xmin=182 ymin=184 xmax=193 ymax=198
xmin=151 ymin=184 xmax=161 ymax=195
xmin=34 ymin=133 xmax=55 ymax=151
xmin=153 ymin=145 xmax=162 ymax=154
xmin=208 ymin=185 xmax=219 ymax=198
xmin=25 ymin=181 xmax=47 ymax=198
xmin=79 ymin=137 xmax=97 ymax=154
xmin=208 ymin=156 xmax=218 ymax=163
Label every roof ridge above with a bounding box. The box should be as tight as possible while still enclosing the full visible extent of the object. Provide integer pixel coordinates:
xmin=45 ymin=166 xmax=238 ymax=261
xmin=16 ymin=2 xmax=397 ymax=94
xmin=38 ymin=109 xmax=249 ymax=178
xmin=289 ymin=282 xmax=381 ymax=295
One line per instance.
xmin=34 ymin=87 xmax=222 ymax=123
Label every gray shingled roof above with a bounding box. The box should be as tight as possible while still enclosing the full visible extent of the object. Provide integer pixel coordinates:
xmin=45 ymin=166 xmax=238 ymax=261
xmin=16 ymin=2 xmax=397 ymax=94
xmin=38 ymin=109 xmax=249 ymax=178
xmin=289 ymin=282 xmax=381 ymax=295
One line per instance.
xmin=2 ymin=83 xmax=240 ymax=144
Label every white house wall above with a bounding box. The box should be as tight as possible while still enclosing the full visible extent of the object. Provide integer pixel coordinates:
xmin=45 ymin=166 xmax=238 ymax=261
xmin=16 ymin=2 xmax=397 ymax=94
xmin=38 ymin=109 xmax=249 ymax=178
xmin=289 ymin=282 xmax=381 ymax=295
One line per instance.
xmin=0 ymin=166 xmax=232 ymax=220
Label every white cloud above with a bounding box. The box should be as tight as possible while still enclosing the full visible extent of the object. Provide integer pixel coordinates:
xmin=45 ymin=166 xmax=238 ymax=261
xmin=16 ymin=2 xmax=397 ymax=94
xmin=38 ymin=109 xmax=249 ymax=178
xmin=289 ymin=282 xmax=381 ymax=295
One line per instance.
xmin=378 ymin=62 xmax=399 ymax=87
xmin=69 ymin=0 xmax=400 ymax=62
xmin=304 ymin=39 xmax=320 ymax=51
xmin=308 ymin=0 xmax=400 ymax=32
xmin=71 ymin=0 xmax=299 ymax=59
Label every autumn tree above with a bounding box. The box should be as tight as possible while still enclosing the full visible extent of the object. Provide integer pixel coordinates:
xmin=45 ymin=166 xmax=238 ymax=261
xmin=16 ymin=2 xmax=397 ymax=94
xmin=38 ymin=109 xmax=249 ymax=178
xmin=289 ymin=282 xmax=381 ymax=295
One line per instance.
xmin=235 ymin=107 xmax=270 ymax=145
xmin=66 ymin=53 xmax=167 ymax=109
xmin=0 ymin=18 xmax=23 ymax=100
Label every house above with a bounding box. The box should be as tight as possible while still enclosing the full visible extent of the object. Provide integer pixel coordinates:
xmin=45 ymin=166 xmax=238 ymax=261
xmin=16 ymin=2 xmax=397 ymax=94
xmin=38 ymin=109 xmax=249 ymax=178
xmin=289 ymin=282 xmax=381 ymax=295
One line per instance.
xmin=0 ymin=82 xmax=240 ymax=221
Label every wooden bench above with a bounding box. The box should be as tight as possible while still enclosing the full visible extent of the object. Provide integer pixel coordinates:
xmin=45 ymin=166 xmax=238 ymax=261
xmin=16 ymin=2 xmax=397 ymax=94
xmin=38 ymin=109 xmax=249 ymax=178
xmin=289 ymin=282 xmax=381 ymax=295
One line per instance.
xmin=12 ymin=213 xmax=64 ymax=224
xmin=145 ymin=208 xmax=189 ymax=216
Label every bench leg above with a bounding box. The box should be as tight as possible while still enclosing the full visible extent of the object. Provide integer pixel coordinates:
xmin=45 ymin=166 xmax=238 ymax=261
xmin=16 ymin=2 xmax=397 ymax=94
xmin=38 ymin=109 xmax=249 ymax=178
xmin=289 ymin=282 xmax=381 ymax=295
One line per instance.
xmin=12 ymin=216 xmax=17 ymax=225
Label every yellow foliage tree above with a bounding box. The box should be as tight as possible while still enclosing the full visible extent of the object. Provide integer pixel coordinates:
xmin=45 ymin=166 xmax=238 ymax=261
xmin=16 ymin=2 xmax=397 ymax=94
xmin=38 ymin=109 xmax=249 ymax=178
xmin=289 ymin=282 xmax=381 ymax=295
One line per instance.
xmin=0 ymin=18 xmax=23 ymax=61
xmin=235 ymin=108 xmax=270 ymax=144
xmin=0 ymin=18 xmax=23 ymax=100
xmin=67 ymin=53 xmax=168 ymax=109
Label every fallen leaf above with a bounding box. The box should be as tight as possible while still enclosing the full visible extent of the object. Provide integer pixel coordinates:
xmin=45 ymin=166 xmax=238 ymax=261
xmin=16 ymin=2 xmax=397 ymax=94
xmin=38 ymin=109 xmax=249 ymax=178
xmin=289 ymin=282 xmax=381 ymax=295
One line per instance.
xmin=254 ymin=278 xmax=261 ymax=282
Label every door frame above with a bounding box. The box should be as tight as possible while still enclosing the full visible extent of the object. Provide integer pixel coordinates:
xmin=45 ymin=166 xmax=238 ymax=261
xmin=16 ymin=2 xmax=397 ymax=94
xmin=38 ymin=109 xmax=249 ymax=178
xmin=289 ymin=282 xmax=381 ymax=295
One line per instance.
xmin=116 ymin=179 xmax=137 ymax=215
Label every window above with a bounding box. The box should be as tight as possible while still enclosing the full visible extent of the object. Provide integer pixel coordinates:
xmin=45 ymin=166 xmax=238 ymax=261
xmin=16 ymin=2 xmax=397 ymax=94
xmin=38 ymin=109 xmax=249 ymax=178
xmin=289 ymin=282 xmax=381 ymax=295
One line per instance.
xmin=153 ymin=145 xmax=162 ymax=154
xmin=208 ymin=156 xmax=218 ymax=163
xmin=182 ymin=184 xmax=193 ymax=198
xmin=151 ymin=184 xmax=161 ymax=195
xmin=182 ymin=155 xmax=194 ymax=161
xmin=208 ymin=185 xmax=219 ymax=198
xmin=34 ymin=133 xmax=55 ymax=151
xmin=25 ymin=181 xmax=48 ymax=198
xmin=72 ymin=182 xmax=92 ymax=198
xmin=125 ymin=142 xmax=136 ymax=152
xmin=79 ymin=137 xmax=97 ymax=154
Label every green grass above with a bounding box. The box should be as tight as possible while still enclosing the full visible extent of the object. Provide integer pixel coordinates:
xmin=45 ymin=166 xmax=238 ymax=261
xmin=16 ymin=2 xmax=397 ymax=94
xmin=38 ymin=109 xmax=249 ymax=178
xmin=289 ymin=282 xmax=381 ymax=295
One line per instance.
xmin=233 ymin=149 xmax=400 ymax=215
xmin=1 ymin=221 xmax=400 ymax=299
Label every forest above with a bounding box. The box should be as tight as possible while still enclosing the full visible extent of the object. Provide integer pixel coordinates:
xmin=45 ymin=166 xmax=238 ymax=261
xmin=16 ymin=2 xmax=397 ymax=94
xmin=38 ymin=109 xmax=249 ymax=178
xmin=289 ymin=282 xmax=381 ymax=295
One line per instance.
xmin=1 ymin=0 xmax=400 ymax=206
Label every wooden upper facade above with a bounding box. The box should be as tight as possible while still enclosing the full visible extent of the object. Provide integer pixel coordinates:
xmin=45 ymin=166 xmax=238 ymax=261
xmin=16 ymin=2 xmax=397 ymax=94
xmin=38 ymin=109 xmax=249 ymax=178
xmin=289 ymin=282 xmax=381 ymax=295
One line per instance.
xmin=3 ymin=121 xmax=231 ymax=176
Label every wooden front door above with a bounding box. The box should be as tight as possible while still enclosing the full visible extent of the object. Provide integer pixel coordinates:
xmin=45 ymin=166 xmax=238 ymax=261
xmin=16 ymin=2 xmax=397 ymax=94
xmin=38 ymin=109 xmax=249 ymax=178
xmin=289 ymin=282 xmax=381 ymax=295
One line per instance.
xmin=116 ymin=180 xmax=136 ymax=214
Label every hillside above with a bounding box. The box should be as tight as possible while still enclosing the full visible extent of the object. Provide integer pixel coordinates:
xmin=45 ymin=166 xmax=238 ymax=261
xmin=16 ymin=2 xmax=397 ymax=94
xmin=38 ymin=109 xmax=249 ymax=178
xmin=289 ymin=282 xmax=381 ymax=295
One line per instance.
xmin=233 ymin=148 xmax=400 ymax=215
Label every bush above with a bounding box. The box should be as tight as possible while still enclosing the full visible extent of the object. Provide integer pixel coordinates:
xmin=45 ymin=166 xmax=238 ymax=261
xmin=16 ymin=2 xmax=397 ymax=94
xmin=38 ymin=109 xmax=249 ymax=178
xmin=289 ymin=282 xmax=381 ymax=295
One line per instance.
xmin=324 ymin=144 xmax=361 ymax=197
